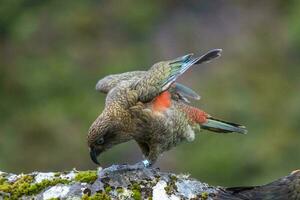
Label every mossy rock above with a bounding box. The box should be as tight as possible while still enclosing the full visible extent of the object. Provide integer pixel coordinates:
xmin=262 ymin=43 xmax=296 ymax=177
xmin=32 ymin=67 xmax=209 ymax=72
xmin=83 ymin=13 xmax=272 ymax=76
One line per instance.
xmin=75 ymin=170 xmax=97 ymax=184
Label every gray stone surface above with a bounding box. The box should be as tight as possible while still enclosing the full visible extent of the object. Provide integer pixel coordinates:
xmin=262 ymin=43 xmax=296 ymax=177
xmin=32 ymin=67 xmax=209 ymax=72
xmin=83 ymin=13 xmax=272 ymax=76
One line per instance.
xmin=0 ymin=166 xmax=300 ymax=200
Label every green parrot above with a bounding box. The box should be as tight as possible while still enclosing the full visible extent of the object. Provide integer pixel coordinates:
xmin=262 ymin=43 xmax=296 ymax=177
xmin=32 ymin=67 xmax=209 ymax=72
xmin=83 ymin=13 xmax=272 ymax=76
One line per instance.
xmin=87 ymin=49 xmax=247 ymax=167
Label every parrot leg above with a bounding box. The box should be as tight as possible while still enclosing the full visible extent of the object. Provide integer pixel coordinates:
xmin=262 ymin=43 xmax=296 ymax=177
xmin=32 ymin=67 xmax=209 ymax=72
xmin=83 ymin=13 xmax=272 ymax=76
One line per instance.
xmin=136 ymin=141 xmax=150 ymax=157
xmin=98 ymin=143 xmax=159 ymax=176
xmin=146 ymin=144 xmax=160 ymax=164
xmin=136 ymin=141 xmax=159 ymax=167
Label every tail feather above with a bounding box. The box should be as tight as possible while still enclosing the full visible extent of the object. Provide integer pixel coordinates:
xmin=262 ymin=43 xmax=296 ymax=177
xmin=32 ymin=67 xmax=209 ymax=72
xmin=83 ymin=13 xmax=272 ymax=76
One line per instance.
xmin=201 ymin=117 xmax=247 ymax=134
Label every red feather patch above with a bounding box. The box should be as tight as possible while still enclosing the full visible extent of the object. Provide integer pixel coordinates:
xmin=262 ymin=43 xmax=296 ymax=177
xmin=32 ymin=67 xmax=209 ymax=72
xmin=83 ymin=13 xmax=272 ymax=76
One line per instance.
xmin=152 ymin=91 xmax=171 ymax=112
xmin=183 ymin=106 xmax=209 ymax=124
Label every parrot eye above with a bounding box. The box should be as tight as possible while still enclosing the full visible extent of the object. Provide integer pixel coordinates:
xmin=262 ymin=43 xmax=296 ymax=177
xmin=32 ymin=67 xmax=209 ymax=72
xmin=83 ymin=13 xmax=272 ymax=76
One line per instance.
xmin=96 ymin=137 xmax=104 ymax=145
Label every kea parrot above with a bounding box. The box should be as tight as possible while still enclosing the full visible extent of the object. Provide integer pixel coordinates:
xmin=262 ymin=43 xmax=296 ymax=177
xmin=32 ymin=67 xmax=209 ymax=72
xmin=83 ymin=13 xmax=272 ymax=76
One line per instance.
xmin=87 ymin=49 xmax=247 ymax=168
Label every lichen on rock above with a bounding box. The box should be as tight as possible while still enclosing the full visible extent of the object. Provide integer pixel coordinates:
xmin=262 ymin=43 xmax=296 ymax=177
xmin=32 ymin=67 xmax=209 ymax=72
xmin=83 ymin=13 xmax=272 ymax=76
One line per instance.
xmin=0 ymin=167 xmax=300 ymax=200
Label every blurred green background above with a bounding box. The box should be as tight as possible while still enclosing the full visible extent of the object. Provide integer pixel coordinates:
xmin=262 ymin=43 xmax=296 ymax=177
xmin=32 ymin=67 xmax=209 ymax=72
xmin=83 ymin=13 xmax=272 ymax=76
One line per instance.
xmin=1 ymin=0 xmax=300 ymax=187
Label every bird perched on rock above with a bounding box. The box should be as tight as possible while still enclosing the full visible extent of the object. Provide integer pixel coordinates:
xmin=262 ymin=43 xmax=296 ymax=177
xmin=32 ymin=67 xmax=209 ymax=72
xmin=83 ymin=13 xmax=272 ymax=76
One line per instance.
xmin=87 ymin=49 xmax=247 ymax=167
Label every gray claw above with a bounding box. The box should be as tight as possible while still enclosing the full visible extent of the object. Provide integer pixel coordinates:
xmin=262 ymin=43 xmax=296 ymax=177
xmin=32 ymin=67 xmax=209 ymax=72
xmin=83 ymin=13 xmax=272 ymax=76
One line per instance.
xmin=142 ymin=160 xmax=151 ymax=167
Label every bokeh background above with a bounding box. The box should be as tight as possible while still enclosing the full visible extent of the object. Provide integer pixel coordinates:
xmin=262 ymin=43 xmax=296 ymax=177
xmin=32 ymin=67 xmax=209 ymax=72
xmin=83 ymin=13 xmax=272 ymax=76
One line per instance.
xmin=1 ymin=0 xmax=300 ymax=187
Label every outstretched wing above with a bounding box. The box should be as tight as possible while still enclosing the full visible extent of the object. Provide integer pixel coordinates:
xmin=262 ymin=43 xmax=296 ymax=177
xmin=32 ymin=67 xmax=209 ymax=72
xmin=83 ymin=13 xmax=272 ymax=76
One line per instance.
xmin=133 ymin=49 xmax=222 ymax=102
xmin=95 ymin=71 xmax=201 ymax=103
xmin=95 ymin=71 xmax=146 ymax=93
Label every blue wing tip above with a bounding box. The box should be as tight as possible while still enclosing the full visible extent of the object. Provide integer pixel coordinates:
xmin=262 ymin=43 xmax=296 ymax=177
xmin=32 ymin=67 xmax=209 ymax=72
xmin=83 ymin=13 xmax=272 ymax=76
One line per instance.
xmin=181 ymin=53 xmax=193 ymax=61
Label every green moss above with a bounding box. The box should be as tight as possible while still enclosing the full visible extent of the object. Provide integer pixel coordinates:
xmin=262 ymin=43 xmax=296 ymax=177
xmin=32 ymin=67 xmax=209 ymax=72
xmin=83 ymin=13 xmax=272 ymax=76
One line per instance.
xmin=0 ymin=176 xmax=6 ymax=185
xmin=93 ymin=192 xmax=111 ymax=200
xmin=201 ymin=192 xmax=208 ymax=200
xmin=29 ymin=178 xmax=71 ymax=194
xmin=164 ymin=185 xmax=173 ymax=195
xmin=0 ymin=174 xmax=70 ymax=200
xmin=0 ymin=175 xmax=34 ymax=199
xmin=170 ymin=175 xmax=178 ymax=182
xmin=148 ymin=197 xmax=153 ymax=200
xmin=164 ymin=175 xmax=178 ymax=195
xmin=0 ymin=181 xmax=11 ymax=192
xmin=54 ymin=172 xmax=61 ymax=177
xmin=81 ymin=194 xmax=89 ymax=200
xmin=104 ymin=186 xmax=112 ymax=193
xmin=132 ymin=189 xmax=142 ymax=200
xmin=82 ymin=192 xmax=111 ymax=200
xmin=75 ymin=171 xmax=97 ymax=184
xmin=116 ymin=187 xmax=124 ymax=194
xmin=131 ymin=183 xmax=142 ymax=200
xmin=131 ymin=183 xmax=141 ymax=191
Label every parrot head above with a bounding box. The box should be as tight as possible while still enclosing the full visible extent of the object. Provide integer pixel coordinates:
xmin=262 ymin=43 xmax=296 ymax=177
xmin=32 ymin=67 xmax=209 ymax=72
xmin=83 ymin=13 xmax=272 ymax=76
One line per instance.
xmin=87 ymin=115 xmax=132 ymax=165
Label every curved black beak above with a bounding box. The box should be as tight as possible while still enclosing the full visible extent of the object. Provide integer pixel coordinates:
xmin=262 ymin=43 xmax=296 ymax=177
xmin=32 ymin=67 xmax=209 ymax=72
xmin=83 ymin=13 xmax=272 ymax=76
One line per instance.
xmin=89 ymin=147 xmax=100 ymax=165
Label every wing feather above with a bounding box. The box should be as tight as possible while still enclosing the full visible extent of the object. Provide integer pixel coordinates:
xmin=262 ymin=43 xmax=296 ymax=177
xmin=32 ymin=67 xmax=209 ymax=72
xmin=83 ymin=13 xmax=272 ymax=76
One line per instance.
xmin=133 ymin=49 xmax=222 ymax=102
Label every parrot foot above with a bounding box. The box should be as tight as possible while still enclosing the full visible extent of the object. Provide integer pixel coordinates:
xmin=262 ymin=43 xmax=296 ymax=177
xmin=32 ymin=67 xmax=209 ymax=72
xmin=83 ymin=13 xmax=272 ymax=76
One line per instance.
xmin=130 ymin=159 xmax=151 ymax=169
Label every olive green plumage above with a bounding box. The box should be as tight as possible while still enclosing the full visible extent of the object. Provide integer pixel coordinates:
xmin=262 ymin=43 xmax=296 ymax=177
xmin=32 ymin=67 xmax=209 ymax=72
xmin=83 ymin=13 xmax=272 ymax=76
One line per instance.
xmin=87 ymin=49 xmax=247 ymax=166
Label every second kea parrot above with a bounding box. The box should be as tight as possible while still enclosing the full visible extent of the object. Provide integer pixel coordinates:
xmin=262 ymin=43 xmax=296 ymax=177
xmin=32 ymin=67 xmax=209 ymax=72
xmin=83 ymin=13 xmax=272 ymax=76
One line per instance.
xmin=87 ymin=49 xmax=247 ymax=168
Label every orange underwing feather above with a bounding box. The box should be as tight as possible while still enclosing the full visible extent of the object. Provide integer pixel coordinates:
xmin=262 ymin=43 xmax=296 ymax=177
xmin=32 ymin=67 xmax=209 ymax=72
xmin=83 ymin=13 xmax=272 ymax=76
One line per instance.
xmin=152 ymin=91 xmax=172 ymax=112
